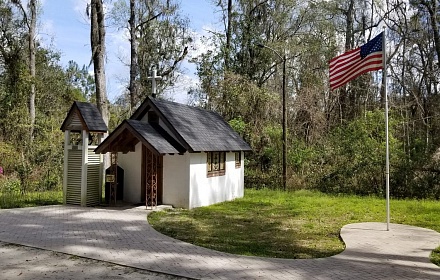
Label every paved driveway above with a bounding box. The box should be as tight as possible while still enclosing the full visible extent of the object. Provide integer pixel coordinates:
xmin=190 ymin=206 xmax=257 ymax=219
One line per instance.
xmin=0 ymin=241 xmax=185 ymax=280
xmin=0 ymin=205 xmax=439 ymax=279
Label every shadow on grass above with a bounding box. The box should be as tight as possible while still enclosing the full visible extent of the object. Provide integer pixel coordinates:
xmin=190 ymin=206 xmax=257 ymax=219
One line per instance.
xmin=150 ymin=189 xmax=440 ymax=263
xmin=149 ymin=199 xmax=344 ymax=259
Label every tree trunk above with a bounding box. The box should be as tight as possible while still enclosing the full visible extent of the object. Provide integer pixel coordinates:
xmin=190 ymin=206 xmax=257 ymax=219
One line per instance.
xmin=339 ymin=0 xmax=355 ymax=121
xmin=420 ymin=1 xmax=440 ymax=67
xmin=129 ymin=0 xmax=137 ymax=110
xmin=90 ymin=0 xmax=109 ymax=126
xmin=29 ymin=0 xmax=36 ymax=144
xmin=225 ymin=0 xmax=232 ymax=70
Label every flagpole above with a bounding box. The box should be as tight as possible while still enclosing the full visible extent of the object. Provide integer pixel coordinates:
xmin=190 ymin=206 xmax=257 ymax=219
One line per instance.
xmin=382 ymin=27 xmax=390 ymax=231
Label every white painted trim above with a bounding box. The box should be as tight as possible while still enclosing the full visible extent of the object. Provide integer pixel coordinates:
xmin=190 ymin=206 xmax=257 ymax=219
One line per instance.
xmin=80 ymin=130 xmax=89 ymax=206
xmin=62 ymin=130 xmax=70 ymax=204
xmin=98 ymin=134 xmax=103 ymax=205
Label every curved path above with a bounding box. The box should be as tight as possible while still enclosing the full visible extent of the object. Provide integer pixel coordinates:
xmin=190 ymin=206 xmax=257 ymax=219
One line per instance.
xmin=0 ymin=205 xmax=439 ymax=279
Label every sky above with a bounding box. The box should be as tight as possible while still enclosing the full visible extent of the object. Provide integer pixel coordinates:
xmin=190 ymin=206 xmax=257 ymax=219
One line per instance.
xmin=39 ymin=0 xmax=220 ymax=104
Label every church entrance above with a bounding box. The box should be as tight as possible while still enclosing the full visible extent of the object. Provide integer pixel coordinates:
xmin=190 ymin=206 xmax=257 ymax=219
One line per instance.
xmin=105 ymin=163 xmax=124 ymax=203
xmin=141 ymin=145 xmax=163 ymax=207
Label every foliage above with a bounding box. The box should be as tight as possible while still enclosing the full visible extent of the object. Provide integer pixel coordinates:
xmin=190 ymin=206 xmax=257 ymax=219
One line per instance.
xmin=109 ymin=0 xmax=192 ymax=104
xmin=1 ymin=0 xmax=440 ymax=205
xmin=239 ymin=107 xmax=440 ymax=200
xmin=185 ymin=0 xmax=440 ymax=201
xmin=0 ymin=190 xmax=63 ymax=209
xmin=228 ymin=117 xmax=246 ymax=136
xmin=0 ymin=2 xmax=85 ymax=194
xmin=245 ymin=168 xmax=281 ymax=190
xmin=311 ymin=109 xmax=440 ymax=199
xmin=0 ymin=142 xmax=19 ymax=173
xmin=149 ymin=188 xmax=440 ymax=262
xmin=0 ymin=176 xmax=21 ymax=194
xmin=65 ymin=61 xmax=94 ymax=101
xmin=432 ymin=247 xmax=440 ymax=267
xmin=317 ymin=110 xmax=401 ymax=195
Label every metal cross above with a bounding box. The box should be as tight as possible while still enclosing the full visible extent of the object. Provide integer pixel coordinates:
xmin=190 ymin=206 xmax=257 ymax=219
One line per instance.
xmin=147 ymin=67 xmax=162 ymax=98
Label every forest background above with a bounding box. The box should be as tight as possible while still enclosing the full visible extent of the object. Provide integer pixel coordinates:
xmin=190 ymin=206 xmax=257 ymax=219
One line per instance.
xmin=0 ymin=0 xmax=439 ymax=200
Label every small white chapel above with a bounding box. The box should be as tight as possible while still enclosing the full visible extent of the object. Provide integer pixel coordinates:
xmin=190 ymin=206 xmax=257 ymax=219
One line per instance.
xmin=61 ymin=72 xmax=252 ymax=209
xmin=94 ymin=96 xmax=251 ymax=209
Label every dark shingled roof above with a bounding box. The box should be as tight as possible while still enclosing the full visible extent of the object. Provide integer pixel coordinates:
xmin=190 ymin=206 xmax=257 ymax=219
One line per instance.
xmin=97 ymin=96 xmax=251 ymax=154
xmin=61 ymin=101 xmax=107 ymax=132
xmin=147 ymin=98 xmax=252 ymax=152
xmin=94 ymin=119 xmax=184 ymax=155
xmin=75 ymin=102 xmax=108 ymax=132
xmin=126 ymin=120 xmax=185 ymax=154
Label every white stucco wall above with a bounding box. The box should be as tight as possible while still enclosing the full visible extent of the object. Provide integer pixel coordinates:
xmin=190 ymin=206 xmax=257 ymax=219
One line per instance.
xmin=117 ymin=142 xmax=142 ymax=203
xmin=188 ymin=152 xmax=244 ymax=209
xmin=162 ymin=153 xmax=190 ymax=208
xmin=117 ymin=148 xmax=245 ymax=209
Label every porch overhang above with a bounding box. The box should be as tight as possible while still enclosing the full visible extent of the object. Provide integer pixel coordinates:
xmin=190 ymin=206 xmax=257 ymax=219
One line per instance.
xmin=95 ymin=120 xmax=185 ymax=155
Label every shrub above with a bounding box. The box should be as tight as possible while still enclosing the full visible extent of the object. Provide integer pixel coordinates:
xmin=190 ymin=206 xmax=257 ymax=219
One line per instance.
xmin=0 ymin=177 xmax=21 ymax=194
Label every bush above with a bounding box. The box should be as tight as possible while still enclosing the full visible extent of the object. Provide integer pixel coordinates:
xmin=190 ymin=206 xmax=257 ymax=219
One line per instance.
xmin=0 ymin=142 xmax=19 ymax=174
xmin=244 ymin=109 xmax=440 ymax=199
xmin=0 ymin=177 xmax=21 ymax=194
xmin=245 ymin=168 xmax=281 ymax=190
xmin=315 ymin=111 xmax=403 ymax=196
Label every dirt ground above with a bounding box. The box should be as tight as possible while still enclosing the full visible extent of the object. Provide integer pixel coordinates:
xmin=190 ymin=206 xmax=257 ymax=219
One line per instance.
xmin=0 ymin=242 xmax=187 ymax=280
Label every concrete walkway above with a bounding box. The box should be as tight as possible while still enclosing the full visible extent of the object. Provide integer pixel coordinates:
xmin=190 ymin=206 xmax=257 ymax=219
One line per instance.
xmin=0 ymin=205 xmax=439 ymax=279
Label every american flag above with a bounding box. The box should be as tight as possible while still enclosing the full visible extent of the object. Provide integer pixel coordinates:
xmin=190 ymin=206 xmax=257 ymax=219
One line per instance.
xmin=329 ymin=32 xmax=383 ymax=91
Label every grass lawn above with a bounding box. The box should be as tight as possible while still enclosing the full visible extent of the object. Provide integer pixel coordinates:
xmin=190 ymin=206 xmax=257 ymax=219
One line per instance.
xmin=0 ymin=191 xmax=63 ymax=209
xmin=148 ymin=188 xmax=440 ymax=265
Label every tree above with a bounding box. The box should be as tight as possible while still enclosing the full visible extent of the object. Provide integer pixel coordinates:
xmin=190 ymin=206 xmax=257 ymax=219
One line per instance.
xmin=0 ymin=1 xmax=92 ymax=191
xmin=411 ymin=0 xmax=440 ymax=67
xmin=11 ymin=0 xmax=37 ymax=144
xmin=65 ymin=61 xmax=95 ymax=101
xmin=89 ymin=0 xmax=109 ymax=126
xmin=109 ymin=0 xmax=192 ymax=105
xmin=128 ymin=0 xmax=137 ymax=109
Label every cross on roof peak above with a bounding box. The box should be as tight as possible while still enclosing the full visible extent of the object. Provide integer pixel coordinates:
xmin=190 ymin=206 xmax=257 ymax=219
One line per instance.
xmin=147 ymin=67 xmax=162 ymax=98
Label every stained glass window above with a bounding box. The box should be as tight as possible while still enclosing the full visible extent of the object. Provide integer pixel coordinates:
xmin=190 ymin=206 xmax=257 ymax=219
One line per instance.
xmin=235 ymin=152 xmax=241 ymax=168
xmin=207 ymin=152 xmax=226 ymax=177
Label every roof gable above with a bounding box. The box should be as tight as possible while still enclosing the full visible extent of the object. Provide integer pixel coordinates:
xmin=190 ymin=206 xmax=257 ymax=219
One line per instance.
xmin=132 ymin=97 xmax=251 ymax=152
xmin=61 ymin=101 xmax=107 ymax=132
xmin=95 ymin=120 xmax=184 ymax=155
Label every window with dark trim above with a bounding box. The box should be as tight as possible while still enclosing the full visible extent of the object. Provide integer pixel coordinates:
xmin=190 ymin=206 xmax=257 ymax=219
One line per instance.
xmin=235 ymin=152 xmax=241 ymax=168
xmin=207 ymin=152 xmax=226 ymax=177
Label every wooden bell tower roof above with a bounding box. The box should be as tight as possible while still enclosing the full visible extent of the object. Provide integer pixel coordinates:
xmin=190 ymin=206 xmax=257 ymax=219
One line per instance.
xmin=61 ymin=101 xmax=107 ymax=133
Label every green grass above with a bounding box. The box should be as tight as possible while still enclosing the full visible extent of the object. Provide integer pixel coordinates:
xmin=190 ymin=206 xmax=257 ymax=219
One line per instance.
xmin=148 ymin=189 xmax=440 ymax=265
xmin=431 ymin=247 xmax=440 ymax=266
xmin=0 ymin=191 xmax=63 ymax=209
